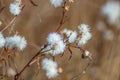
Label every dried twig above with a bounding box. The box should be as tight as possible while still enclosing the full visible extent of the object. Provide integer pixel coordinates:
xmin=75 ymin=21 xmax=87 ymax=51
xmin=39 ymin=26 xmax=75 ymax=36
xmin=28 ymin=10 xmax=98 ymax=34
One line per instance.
xmin=1 ymin=17 xmax=17 ymax=32
xmin=68 ymin=46 xmax=72 ymax=60
xmin=70 ymin=61 xmax=92 ymax=80
xmin=56 ymin=1 xmax=67 ymax=31
xmin=29 ymin=0 xmax=38 ymax=6
xmin=68 ymin=44 xmax=85 ymax=52
xmin=14 ymin=45 xmax=48 ymax=80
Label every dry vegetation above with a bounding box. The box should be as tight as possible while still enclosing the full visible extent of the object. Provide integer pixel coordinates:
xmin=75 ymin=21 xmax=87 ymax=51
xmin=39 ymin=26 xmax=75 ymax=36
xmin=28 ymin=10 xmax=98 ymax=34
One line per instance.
xmin=0 ymin=0 xmax=120 ymax=80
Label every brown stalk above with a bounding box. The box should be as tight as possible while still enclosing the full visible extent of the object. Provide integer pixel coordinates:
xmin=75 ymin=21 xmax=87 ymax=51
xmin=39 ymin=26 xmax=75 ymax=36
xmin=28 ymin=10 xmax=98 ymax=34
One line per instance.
xmin=14 ymin=46 xmax=48 ymax=80
xmin=29 ymin=0 xmax=38 ymax=6
xmin=68 ymin=46 xmax=72 ymax=60
xmin=1 ymin=17 xmax=17 ymax=32
xmin=70 ymin=61 xmax=92 ymax=80
xmin=68 ymin=45 xmax=85 ymax=52
xmin=56 ymin=1 xmax=67 ymax=32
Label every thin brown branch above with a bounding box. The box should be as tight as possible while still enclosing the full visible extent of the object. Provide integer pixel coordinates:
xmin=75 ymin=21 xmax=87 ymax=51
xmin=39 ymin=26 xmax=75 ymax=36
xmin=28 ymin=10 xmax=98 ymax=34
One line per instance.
xmin=68 ymin=44 xmax=85 ymax=52
xmin=68 ymin=46 xmax=72 ymax=60
xmin=14 ymin=50 xmax=42 ymax=80
xmin=56 ymin=1 xmax=67 ymax=32
xmin=68 ymin=44 xmax=93 ymax=60
xmin=29 ymin=0 xmax=38 ymax=6
xmin=70 ymin=61 xmax=92 ymax=80
xmin=1 ymin=17 xmax=17 ymax=32
xmin=14 ymin=45 xmax=48 ymax=80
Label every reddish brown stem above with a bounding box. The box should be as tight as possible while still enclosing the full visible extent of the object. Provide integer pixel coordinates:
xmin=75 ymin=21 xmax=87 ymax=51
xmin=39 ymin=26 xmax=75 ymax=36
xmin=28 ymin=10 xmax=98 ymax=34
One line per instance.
xmin=29 ymin=0 xmax=38 ymax=6
xmin=68 ymin=46 xmax=72 ymax=60
xmin=14 ymin=47 xmax=48 ymax=80
xmin=68 ymin=45 xmax=85 ymax=52
xmin=56 ymin=1 xmax=67 ymax=32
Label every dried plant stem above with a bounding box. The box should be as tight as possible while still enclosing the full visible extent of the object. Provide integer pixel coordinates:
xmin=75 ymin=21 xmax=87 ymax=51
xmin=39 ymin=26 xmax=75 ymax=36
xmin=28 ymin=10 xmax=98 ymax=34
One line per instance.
xmin=56 ymin=1 xmax=67 ymax=32
xmin=71 ymin=61 xmax=92 ymax=80
xmin=14 ymin=50 xmax=42 ymax=80
xmin=69 ymin=45 xmax=93 ymax=60
xmin=68 ymin=44 xmax=84 ymax=52
xmin=68 ymin=46 xmax=72 ymax=60
xmin=14 ymin=47 xmax=49 ymax=80
xmin=1 ymin=17 xmax=17 ymax=32
xmin=29 ymin=0 xmax=38 ymax=6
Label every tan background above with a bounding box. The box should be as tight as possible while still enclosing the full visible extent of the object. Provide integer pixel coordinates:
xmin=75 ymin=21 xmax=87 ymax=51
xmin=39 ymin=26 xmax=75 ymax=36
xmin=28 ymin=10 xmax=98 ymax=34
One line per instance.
xmin=0 ymin=0 xmax=120 ymax=80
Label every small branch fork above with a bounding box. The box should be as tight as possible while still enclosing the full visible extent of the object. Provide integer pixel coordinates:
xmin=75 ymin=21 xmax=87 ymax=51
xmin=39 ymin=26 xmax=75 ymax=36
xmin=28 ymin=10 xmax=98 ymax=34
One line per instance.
xmin=68 ymin=44 xmax=93 ymax=60
xmin=66 ymin=44 xmax=93 ymax=80
xmin=14 ymin=45 xmax=48 ymax=80
xmin=10 ymin=0 xmax=93 ymax=80
xmin=13 ymin=39 xmax=93 ymax=80
xmin=0 ymin=3 xmax=25 ymax=33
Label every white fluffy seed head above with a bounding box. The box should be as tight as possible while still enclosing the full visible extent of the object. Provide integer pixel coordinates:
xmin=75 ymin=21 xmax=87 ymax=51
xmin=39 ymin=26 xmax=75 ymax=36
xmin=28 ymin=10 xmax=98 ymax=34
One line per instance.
xmin=46 ymin=32 xmax=66 ymax=55
xmin=47 ymin=32 xmax=62 ymax=45
xmin=61 ymin=28 xmax=78 ymax=43
xmin=50 ymin=0 xmax=63 ymax=7
xmin=78 ymin=38 xmax=87 ymax=45
xmin=7 ymin=68 xmax=16 ymax=77
xmin=78 ymin=24 xmax=90 ymax=33
xmin=42 ymin=58 xmax=58 ymax=78
xmin=43 ymin=40 xmax=66 ymax=56
xmin=51 ymin=40 xmax=66 ymax=55
xmin=101 ymin=1 xmax=120 ymax=26
xmin=42 ymin=58 xmax=57 ymax=70
xmin=0 ymin=32 xmax=5 ymax=48
xmin=9 ymin=2 xmax=21 ymax=15
xmin=46 ymin=68 xmax=58 ymax=79
xmin=78 ymin=32 xmax=92 ymax=45
xmin=5 ymin=35 xmax=27 ymax=50
xmin=77 ymin=24 xmax=92 ymax=45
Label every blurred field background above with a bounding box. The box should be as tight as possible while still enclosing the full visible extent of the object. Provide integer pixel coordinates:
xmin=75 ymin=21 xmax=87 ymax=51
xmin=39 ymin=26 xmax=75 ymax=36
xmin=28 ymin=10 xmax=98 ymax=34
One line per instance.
xmin=0 ymin=0 xmax=120 ymax=80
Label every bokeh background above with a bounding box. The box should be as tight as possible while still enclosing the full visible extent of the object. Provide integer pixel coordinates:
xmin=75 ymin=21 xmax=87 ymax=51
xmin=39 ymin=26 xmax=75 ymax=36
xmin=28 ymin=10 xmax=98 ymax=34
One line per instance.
xmin=0 ymin=0 xmax=120 ymax=80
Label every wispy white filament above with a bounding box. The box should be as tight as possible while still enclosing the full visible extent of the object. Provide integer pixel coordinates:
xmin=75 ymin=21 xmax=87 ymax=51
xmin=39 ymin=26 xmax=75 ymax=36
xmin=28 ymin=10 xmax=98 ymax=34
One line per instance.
xmin=46 ymin=32 xmax=66 ymax=56
xmin=9 ymin=2 xmax=21 ymax=15
xmin=78 ymin=24 xmax=90 ymax=33
xmin=77 ymin=24 xmax=92 ymax=45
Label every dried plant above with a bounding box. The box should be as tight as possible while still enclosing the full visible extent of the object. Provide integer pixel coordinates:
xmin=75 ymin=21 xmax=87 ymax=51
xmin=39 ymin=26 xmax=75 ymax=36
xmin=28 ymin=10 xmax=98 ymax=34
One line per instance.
xmin=0 ymin=0 xmax=93 ymax=80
